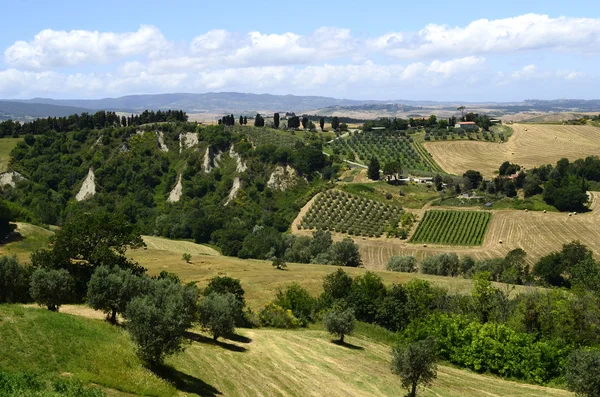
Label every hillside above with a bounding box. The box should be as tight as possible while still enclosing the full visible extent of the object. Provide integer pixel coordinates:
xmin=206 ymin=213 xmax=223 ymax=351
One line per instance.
xmin=0 ymin=305 xmax=573 ymax=397
xmin=0 ymin=100 xmax=95 ymax=120
xmin=425 ymin=123 xmax=600 ymax=176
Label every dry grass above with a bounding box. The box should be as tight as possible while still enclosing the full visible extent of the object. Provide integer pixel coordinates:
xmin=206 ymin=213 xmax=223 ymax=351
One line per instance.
xmin=142 ymin=235 xmax=220 ymax=256
xmin=165 ymin=327 xmax=572 ymax=397
xmin=424 ymin=124 xmax=600 ymax=176
xmin=128 ymin=248 xmax=480 ymax=309
xmin=0 ymin=222 xmax=53 ymax=262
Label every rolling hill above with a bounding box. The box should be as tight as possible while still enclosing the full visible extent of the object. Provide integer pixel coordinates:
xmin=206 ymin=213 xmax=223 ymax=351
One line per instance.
xmin=0 ymin=100 xmax=96 ymax=120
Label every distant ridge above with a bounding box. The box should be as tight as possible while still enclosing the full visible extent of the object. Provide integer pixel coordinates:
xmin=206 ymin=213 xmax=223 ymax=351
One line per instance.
xmin=0 ymin=101 xmax=97 ymax=120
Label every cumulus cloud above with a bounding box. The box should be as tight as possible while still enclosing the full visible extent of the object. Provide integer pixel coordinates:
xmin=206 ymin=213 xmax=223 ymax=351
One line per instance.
xmin=378 ymin=14 xmax=600 ymax=58
xmin=4 ymin=25 xmax=169 ymax=69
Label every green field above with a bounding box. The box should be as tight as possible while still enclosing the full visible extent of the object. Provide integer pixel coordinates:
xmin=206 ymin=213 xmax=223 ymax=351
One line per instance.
xmin=299 ymin=189 xmax=403 ymax=237
xmin=0 ymin=305 xmax=572 ymax=397
xmin=0 ymin=137 xmax=22 ymax=172
xmin=339 ymin=182 xmax=440 ymax=209
xmin=410 ymin=210 xmax=491 ymax=246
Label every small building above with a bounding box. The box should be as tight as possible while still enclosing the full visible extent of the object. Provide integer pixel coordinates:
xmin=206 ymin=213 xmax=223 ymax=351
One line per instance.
xmin=455 ymin=121 xmax=479 ymax=130
xmin=412 ymin=177 xmax=433 ymax=184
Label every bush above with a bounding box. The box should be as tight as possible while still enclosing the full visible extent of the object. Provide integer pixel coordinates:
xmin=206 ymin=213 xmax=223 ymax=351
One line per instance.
xmin=204 ymin=276 xmax=246 ymax=325
xmin=29 ymin=268 xmax=74 ymax=311
xmin=0 ymin=255 xmax=31 ymax=303
xmin=0 ymin=371 xmax=105 ymax=396
xmin=391 ymin=337 xmax=437 ymax=397
xmin=323 ymin=307 xmax=355 ymax=343
xmin=565 ymin=349 xmax=600 ymax=397
xmin=198 ymin=292 xmax=239 ymax=340
xmin=387 ymin=256 xmax=417 ymax=273
xmin=87 ymin=266 xmax=149 ymax=324
xmin=258 ymin=303 xmax=301 ymax=328
xmin=125 ymin=279 xmax=198 ymax=364
xmin=419 ymin=253 xmax=459 ymax=276
xmin=274 ymin=283 xmax=317 ymax=326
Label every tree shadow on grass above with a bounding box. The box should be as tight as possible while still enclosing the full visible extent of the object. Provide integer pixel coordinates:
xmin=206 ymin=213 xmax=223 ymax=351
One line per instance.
xmin=151 ymin=364 xmax=222 ymax=397
xmin=184 ymin=331 xmax=248 ymax=352
xmin=226 ymin=333 xmax=252 ymax=344
xmin=332 ymin=339 xmax=365 ymax=350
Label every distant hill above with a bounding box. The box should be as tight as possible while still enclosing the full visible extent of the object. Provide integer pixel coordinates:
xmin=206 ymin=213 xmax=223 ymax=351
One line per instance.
xmin=0 ymin=101 xmax=96 ymax=120
xmin=15 ymin=93 xmax=387 ymax=114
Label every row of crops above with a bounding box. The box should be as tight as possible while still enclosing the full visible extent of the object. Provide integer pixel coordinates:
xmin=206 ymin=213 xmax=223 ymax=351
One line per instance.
xmin=424 ymin=129 xmax=505 ymax=142
xmin=410 ymin=210 xmax=492 ymax=246
xmin=329 ymin=130 xmax=431 ymax=172
xmin=298 ymin=190 xmax=404 ymax=238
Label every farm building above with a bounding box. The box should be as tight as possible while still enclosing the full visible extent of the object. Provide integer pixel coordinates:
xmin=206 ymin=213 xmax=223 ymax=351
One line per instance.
xmin=412 ymin=177 xmax=433 ymax=184
xmin=455 ymin=121 xmax=479 ymax=130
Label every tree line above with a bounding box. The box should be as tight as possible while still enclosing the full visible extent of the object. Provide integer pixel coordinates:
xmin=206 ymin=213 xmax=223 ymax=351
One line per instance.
xmin=0 ymin=109 xmax=188 ymax=137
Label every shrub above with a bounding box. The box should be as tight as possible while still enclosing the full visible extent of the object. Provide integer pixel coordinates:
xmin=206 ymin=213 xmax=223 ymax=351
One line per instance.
xmin=125 ymin=279 xmax=198 ymax=365
xmin=387 ymin=256 xmax=417 ymax=273
xmin=329 ymin=238 xmax=362 ymax=267
xmin=0 ymin=255 xmax=31 ymax=303
xmin=182 ymin=253 xmax=191 ymax=263
xmin=321 ymin=268 xmax=353 ymax=306
xmin=323 ymin=307 xmax=355 ymax=343
xmin=258 ymin=303 xmax=301 ymax=328
xmin=198 ymin=292 xmax=238 ymax=340
xmin=272 ymin=257 xmax=287 ymax=270
xmin=0 ymin=371 xmax=105 ymax=396
xmin=391 ymin=337 xmax=437 ymax=397
xmin=29 ymin=268 xmax=74 ymax=311
xmin=274 ymin=283 xmax=317 ymax=326
xmin=419 ymin=253 xmax=459 ymax=276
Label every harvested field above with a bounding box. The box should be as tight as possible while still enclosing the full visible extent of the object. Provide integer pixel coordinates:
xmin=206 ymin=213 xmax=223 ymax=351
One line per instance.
xmin=141 ymin=235 xmax=220 ymax=256
xmin=294 ymin=192 xmax=600 ymax=269
xmin=425 ymin=124 xmax=600 ymax=176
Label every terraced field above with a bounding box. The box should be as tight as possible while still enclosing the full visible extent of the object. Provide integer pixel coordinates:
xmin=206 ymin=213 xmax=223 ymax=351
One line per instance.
xmin=424 ymin=124 xmax=600 ymax=176
xmin=410 ymin=210 xmax=491 ymax=246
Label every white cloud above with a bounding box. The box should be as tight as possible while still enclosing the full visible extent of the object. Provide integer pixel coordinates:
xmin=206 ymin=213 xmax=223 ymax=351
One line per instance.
xmin=379 ymin=14 xmax=600 ymax=58
xmin=4 ymin=25 xmax=169 ymax=69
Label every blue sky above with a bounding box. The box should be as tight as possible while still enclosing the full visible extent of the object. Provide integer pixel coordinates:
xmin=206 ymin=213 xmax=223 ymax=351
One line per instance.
xmin=1 ymin=0 xmax=599 ymax=101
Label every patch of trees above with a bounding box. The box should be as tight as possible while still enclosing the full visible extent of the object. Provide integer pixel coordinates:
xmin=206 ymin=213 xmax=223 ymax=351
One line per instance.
xmin=0 ymin=109 xmax=187 ymax=137
xmin=254 ymin=113 xmax=265 ymax=127
xmin=219 ymin=114 xmax=236 ymax=126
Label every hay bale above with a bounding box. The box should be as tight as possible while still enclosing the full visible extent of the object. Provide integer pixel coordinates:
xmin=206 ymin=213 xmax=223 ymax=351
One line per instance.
xmin=543 ymin=210 xmax=547 ymax=213
xmin=499 ymin=240 xmax=503 ymax=244
xmin=569 ymin=213 xmax=572 ymax=217
xmin=525 ymin=209 xmax=528 ymax=212
xmin=423 ymin=244 xmax=427 ymax=248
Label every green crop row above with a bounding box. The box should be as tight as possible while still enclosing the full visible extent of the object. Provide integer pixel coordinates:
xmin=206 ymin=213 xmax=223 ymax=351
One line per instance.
xmin=410 ymin=210 xmax=491 ymax=246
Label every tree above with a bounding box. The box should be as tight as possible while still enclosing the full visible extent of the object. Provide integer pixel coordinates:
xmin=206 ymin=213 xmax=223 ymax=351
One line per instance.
xmin=323 ymin=307 xmax=355 ymax=343
xmin=243 ymin=116 xmax=248 ymax=125
xmin=329 ymin=238 xmax=362 ymax=267
xmin=272 ymin=257 xmax=287 ymax=270
xmin=368 ymin=157 xmax=381 ymax=180
xmin=565 ymin=349 xmax=600 ymax=397
xmin=0 ymin=199 xmax=16 ymax=241
xmin=274 ymin=283 xmax=317 ymax=326
xmin=383 ymin=161 xmax=401 ymax=181
xmin=340 ymin=123 xmax=349 ymax=132
xmin=462 ymin=170 xmax=483 ymax=190
xmin=391 ymin=337 xmax=438 ymax=397
xmin=322 ymin=269 xmax=353 ymax=305
xmin=87 ymin=266 xmax=147 ymax=324
xmin=319 ymin=117 xmax=325 ymax=131
xmin=182 ymin=253 xmax=192 ymax=263
xmin=254 ymin=113 xmax=265 ymax=127
xmin=471 ymin=271 xmax=498 ymax=323
xmin=0 ymin=255 xmax=31 ymax=303
xmin=125 ymin=279 xmax=198 ymax=365
xmin=349 ymin=271 xmax=386 ymax=323
xmin=198 ymin=292 xmax=238 ymax=340
xmin=457 ymin=106 xmax=466 ymax=120
xmin=273 ymin=113 xmax=280 ymax=129
xmin=30 ymin=268 xmax=74 ymax=311
xmin=301 ymin=116 xmax=309 ymax=129
xmin=387 ymin=256 xmax=417 ymax=273
xmin=30 ymin=211 xmax=145 ymax=298
xmin=204 ymin=276 xmax=246 ymax=326
xmin=331 ymin=116 xmax=340 ymax=131
xmin=543 ymin=174 xmax=588 ymax=212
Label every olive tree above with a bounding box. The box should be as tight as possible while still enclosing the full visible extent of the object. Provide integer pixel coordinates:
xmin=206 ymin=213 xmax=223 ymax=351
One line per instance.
xmin=87 ymin=266 xmax=148 ymax=324
xmin=198 ymin=292 xmax=239 ymax=340
xmin=29 ymin=268 xmax=74 ymax=311
xmin=323 ymin=307 xmax=355 ymax=343
xmin=125 ymin=279 xmax=198 ymax=365
xmin=391 ymin=337 xmax=438 ymax=397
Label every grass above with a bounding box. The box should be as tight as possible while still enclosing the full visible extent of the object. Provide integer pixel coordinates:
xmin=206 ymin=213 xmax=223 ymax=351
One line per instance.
xmin=142 ymin=235 xmax=220 ymax=256
xmin=433 ymin=194 xmax=558 ymax=212
xmin=0 ymin=222 xmax=54 ymax=262
xmin=0 ymin=137 xmax=22 ymax=173
xmin=0 ymin=305 xmax=175 ymax=397
xmin=0 ymin=304 xmax=572 ymax=397
xmin=410 ymin=210 xmax=491 ymax=246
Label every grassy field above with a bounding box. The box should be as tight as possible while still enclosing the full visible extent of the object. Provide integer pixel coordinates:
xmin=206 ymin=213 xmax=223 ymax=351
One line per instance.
xmin=338 ymin=181 xmax=440 ymax=209
xmin=410 ymin=210 xmax=491 ymax=246
xmin=0 ymin=305 xmax=572 ymax=397
xmin=142 ymin=235 xmax=220 ymax=256
xmin=424 ymin=124 xmax=600 ymax=176
xmin=0 ymin=222 xmax=53 ymax=262
xmin=0 ymin=137 xmax=22 ymax=172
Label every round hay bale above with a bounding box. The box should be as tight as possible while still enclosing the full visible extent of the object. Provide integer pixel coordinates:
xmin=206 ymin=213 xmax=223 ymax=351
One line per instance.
xmin=543 ymin=210 xmax=547 ymax=213
xmin=525 ymin=209 xmax=528 ymax=212
xmin=499 ymin=240 xmax=503 ymax=244
xmin=423 ymin=244 xmax=427 ymax=248
xmin=573 ymin=212 xmax=577 ymax=216
xmin=569 ymin=213 xmax=572 ymax=217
